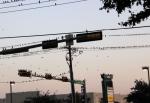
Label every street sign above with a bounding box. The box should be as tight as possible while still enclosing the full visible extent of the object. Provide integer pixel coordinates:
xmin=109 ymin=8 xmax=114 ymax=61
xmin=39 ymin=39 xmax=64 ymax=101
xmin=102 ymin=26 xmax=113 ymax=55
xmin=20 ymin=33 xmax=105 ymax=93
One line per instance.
xmin=74 ymin=80 xmax=84 ymax=84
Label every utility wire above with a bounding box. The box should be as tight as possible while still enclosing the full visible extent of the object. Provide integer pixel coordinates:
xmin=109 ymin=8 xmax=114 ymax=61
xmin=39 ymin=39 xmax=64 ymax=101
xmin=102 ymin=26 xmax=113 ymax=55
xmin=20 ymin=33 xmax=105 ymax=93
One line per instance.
xmin=71 ymin=45 xmax=150 ymax=51
xmin=101 ymin=25 xmax=150 ymax=31
xmin=0 ymin=0 xmax=87 ymax=14
xmin=1 ymin=44 xmax=150 ymax=59
xmin=0 ymin=31 xmax=80 ymax=40
xmin=108 ymin=33 xmax=150 ymax=37
xmin=0 ymin=0 xmax=25 ymax=5
xmin=0 ymin=25 xmax=150 ymax=40
xmin=0 ymin=0 xmax=56 ymax=10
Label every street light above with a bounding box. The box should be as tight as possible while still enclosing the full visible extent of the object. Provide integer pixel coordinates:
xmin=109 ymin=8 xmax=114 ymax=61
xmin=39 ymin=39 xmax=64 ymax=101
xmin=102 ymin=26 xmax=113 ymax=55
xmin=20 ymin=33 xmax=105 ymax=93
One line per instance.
xmin=142 ymin=66 xmax=150 ymax=85
xmin=10 ymin=81 xmax=15 ymax=103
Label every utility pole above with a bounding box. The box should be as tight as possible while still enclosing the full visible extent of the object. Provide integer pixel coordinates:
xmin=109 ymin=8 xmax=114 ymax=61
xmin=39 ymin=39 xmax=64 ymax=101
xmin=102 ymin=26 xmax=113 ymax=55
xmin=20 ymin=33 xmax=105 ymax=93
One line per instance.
xmin=66 ymin=34 xmax=76 ymax=103
xmin=10 ymin=81 xmax=15 ymax=103
xmin=68 ymin=45 xmax=76 ymax=103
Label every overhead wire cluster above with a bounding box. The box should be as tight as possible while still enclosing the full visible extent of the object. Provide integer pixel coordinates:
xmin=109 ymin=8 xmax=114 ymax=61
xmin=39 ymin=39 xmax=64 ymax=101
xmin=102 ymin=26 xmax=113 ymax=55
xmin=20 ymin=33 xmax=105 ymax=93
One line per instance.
xmin=0 ymin=25 xmax=150 ymax=40
xmin=0 ymin=25 xmax=149 ymax=58
xmin=0 ymin=25 xmax=150 ymax=51
xmin=0 ymin=0 xmax=87 ymax=14
xmin=0 ymin=25 xmax=150 ymax=83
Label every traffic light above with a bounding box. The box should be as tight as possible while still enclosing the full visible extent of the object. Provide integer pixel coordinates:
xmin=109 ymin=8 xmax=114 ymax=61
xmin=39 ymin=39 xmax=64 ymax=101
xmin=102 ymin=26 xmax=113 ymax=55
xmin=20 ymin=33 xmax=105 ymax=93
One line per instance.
xmin=42 ymin=39 xmax=58 ymax=49
xmin=45 ymin=73 xmax=53 ymax=80
xmin=0 ymin=47 xmax=29 ymax=55
xmin=18 ymin=69 xmax=32 ymax=77
xmin=61 ymin=76 xmax=69 ymax=82
xmin=76 ymin=31 xmax=102 ymax=43
xmin=80 ymin=80 xmax=87 ymax=103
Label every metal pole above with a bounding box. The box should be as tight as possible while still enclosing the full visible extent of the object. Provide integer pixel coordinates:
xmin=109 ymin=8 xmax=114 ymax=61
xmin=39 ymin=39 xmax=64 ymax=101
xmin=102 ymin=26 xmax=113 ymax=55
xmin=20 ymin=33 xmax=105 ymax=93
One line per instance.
xmin=142 ymin=66 xmax=150 ymax=86
xmin=83 ymin=80 xmax=87 ymax=103
xmin=68 ymin=45 xmax=76 ymax=103
xmin=10 ymin=82 xmax=12 ymax=103
xmin=147 ymin=68 xmax=150 ymax=86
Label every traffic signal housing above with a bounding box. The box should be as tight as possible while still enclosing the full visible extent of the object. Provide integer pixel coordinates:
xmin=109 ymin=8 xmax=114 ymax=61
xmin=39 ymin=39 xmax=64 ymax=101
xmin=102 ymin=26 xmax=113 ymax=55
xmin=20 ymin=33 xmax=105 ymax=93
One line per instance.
xmin=76 ymin=31 xmax=102 ymax=43
xmin=45 ymin=73 xmax=53 ymax=80
xmin=0 ymin=47 xmax=29 ymax=55
xmin=61 ymin=76 xmax=69 ymax=82
xmin=42 ymin=39 xmax=58 ymax=49
xmin=18 ymin=69 xmax=32 ymax=77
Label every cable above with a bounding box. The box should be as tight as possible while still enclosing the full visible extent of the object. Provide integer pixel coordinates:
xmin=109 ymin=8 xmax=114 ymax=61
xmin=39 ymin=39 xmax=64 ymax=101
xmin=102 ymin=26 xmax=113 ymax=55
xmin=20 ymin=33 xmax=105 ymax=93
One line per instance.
xmin=107 ymin=33 xmax=150 ymax=37
xmin=1 ymin=44 xmax=150 ymax=59
xmin=0 ymin=25 xmax=150 ymax=40
xmin=101 ymin=25 xmax=150 ymax=31
xmin=72 ymin=45 xmax=150 ymax=51
xmin=0 ymin=0 xmax=87 ymax=14
xmin=0 ymin=0 xmax=25 ymax=5
xmin=0 ymin=0 xmax=56 ymax=10
xmin=0 ymin=33 xmax=63 ymax=40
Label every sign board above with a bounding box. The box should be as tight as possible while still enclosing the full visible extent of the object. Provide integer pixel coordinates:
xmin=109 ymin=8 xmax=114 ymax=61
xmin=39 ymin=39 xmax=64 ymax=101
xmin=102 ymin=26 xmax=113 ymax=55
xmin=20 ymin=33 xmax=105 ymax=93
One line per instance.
xmin=74 ymin=80 xmax=84 ymax=84
xmin=107 ymin=88 xmax=114 ymax=103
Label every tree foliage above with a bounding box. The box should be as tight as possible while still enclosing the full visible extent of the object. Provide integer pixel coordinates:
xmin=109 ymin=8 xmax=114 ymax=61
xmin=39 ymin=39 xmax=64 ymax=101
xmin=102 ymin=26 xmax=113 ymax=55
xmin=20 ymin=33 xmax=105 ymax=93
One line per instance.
xmin=100 ymin=0 xmax=150 ymax=26
xmin=26 ymin=95 xmax=61 ymax=103
xmin=125 ymin=80 xmax=150 ymax=103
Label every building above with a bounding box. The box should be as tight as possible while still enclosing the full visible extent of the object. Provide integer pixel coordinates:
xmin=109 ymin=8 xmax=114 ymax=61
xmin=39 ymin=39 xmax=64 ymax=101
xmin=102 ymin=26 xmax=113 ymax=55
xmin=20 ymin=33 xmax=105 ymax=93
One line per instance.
xmin=0 ymin=91 xmax=39 ymax=103
xmin=0 ymin=91 xmax=127 ymax=103
xmin=0 ymin=99 xmax=6 ymax=103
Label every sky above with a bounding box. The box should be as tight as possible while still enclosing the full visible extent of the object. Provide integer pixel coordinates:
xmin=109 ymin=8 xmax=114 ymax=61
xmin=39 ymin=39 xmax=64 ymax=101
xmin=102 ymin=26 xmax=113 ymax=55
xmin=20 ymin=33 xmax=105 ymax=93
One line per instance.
xmin=0 ymin=0 xmax=150 ymax=98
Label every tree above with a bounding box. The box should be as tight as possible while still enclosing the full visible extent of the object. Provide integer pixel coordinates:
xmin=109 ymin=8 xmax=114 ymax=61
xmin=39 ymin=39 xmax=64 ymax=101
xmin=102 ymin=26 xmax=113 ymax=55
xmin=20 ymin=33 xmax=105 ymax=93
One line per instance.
xmin=100 ymin=0 xmax=150 ymax=26
xmin=66 ymin=92 xmax=82 ymax=103
xmin=25 ymin=94 xmax=61 ymax=103
xmin=125 ymin=80 xmax=150 ymax=103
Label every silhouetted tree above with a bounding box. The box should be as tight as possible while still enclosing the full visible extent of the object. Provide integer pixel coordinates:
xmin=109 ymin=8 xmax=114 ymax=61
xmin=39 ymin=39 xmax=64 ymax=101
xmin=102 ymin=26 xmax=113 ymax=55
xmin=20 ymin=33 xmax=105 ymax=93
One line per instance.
xmin=100 ymin=0 xmax=150 ymax=26
xmin=125 ymin=80 xmax=150 ymax=103
xmin=66 ymin=92 xmax=82 ymax=103
xmin=26 ymin=95 xmax=61 ymax=103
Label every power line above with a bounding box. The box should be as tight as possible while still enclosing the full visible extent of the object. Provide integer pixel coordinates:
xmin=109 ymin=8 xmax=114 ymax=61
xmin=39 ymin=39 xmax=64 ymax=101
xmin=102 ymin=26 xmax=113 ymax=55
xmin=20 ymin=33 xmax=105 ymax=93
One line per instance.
xmin=0 ymin=0 xmax=25 ymax=5
xmin=0 ymin=0 xmax=87 ymax=14
xmin=0 ymin=0 xmax=56 ymax=10
xmin=0 ymin=25 xmax=150 ymax=40
xmin=107 ymin=33 xmax=150 ymax=37
xmin=72 ymin=45 xmax=150 ymax=51
xmin=1 ymin=44 xmax=150 ymax=59
xmin=101 ymin=25 xmax=150 ymax=31
xmin=0 ymin=31 xmax=80 ymax=40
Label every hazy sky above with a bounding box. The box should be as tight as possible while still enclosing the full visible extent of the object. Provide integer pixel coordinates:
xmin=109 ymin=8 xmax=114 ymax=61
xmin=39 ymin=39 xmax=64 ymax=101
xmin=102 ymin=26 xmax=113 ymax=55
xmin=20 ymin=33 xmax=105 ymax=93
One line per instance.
xmin=0 ymin=0 xmax=150 ymax=98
